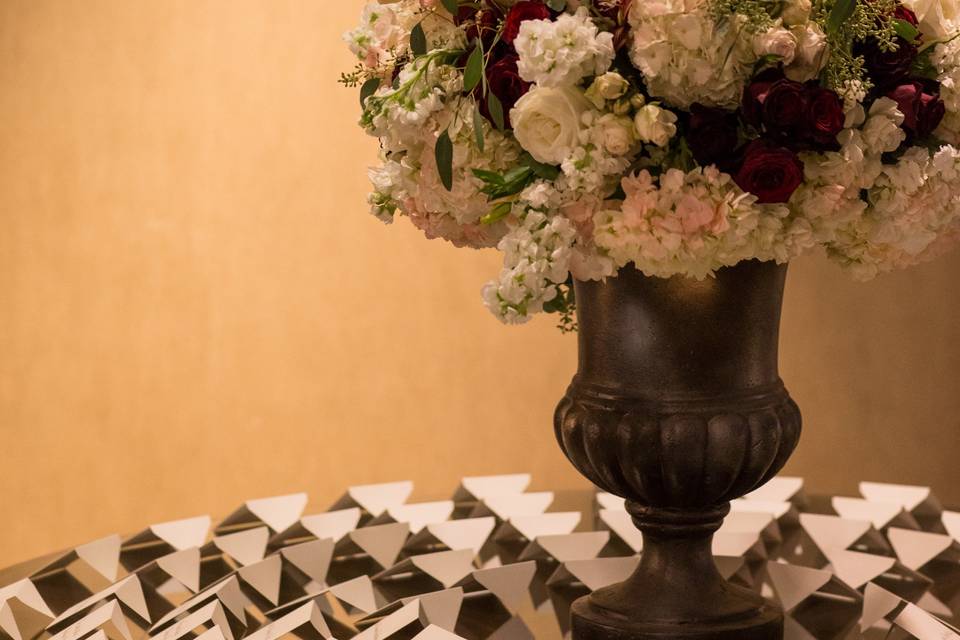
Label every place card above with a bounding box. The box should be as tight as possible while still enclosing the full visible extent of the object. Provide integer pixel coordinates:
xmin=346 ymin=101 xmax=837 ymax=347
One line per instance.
xmin=403 ymin=517 xmax=496 ymax=558
xmin=269 ymin=508 xmax=362 ymax=551
xmin=216 ymin=494 xmax=308 ymax=536
xmin=329 ymin=482 xmax=414 ymax=521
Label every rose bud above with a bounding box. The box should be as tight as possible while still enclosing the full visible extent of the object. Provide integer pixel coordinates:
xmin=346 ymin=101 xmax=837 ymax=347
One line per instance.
xmin=687 ymin=103 xmax=741 ymax=169
xmin=805 ymin=86 xmax=844 ymax=148
xmin=734 ymin=139 xmax=805 ymax=204
xmin=456 ymin=5 xmax=501 ymax=47
xmin=477 ymin=52 xmax=531 ymax=128
xmin=894 ymin=5 xmax=919 ymax=28
xmin=502 ymin=1 xmax=552 ymax=45
xmin=760 ymin=78 xmax=809 ymax=141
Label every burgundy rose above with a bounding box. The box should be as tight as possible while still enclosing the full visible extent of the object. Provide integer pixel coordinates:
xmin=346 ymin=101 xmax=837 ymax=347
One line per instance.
xmin=761 ymin=79 xmax=809 ymax=140
xmin=806 ymin=87 xmax=844 ymax=148
xmin=502 ymin=1 xmax=552 ymax=45
xmin=887 ymin=81 xmax=946 ymax=137
xmin=741 ymin=69 xmax=785 ymax=129
xmin=734 ymin=140 xmax=805 ymax=204
xmin=687 ymin=103 xmax=740 ymax=169
xmin=858 ymin=36 xmax=917 ymax=89
xmin=478 ymin=53 xmax=531 ymax=127
xmin=894 ymin=5 xmax=920 ymax=27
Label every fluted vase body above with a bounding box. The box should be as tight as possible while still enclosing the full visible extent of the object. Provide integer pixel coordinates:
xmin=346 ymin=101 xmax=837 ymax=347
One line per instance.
xmin=554 ymin=259 xmax=801 ymax=640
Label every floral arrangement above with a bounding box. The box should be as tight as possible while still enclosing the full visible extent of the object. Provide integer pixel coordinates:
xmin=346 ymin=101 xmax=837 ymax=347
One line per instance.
xmin=343 ymin=0 xmax=960 ymax=326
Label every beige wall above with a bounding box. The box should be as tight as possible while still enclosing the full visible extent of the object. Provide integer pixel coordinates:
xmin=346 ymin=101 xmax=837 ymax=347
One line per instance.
xmin=0 ymin=0 xmax=958 ymax=568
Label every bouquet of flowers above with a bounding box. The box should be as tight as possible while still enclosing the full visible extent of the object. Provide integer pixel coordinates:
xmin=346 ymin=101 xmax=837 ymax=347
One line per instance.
xmin=343 ymin=0 xmax=960 ymax=326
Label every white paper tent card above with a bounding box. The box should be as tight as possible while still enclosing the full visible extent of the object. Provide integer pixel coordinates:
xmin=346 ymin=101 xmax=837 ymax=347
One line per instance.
xmin=887 ymin=528 xmax=960 ymax=572
xmin=216 ymin=494 xmax=309 ymax=536
xmin=519 ymin=532 xmax=610 ymax=563
xmin=372 ymin=550 xmax=475 ymax=602
xmin=0 ymin=579 xmax=55 ymax=640
xmin=203 ymin=527 xmax=270 ymax=568
xmin=459 ymin=562 xmax=537 ymax=616
xmin=27 ymin=535 xmax=125 ymax=616
xmin=594 ymin=493 xmax=626 ymax=512
xmin=242 ymin=600 xmax=336 ymax=640
xmin=712 ymin=531 xmax=767 ymax=563
xmin=730 ymin=499 xmax=800 ymax=529
xmin=48 ymin=601 xmax=133 ymax=640
xmin=404 ymin=517 xmax=497 ymax=558
xmin=279 ymin=539 xmax=335 ymax=589
xmin=336 ymin=522 xmax=410 ymax=570
xmin=352 ymin=599 xmax=424 ymax=640
xmin=799 ymin=513 xmax=891 ymax=557
xmin=893 ymin=603 xmax=960 ymax=639
xmin=399 ymin=588 xmax=464 ymax=633
xmin=823 ymin=548 xmax=931 ymax=602
xmin=271 ymin=509 xmax=362 ymax=550
xmin=493 ymin=513 xmax=581 ymax=545
xmin=860 ymin=582 xmax=906 ymax=633
xmin=719 ymin=511 xmax=783 ymax=547
xmin=148 ymin=600 xmax=238 ymax=640
xmin=329 ymin=482 xmax=414 ymax=521
xmin=714 ymin=556 xmax=754 ymax=588
xmin=766 ymin=561 xmax=862 ymax=640
xmin=453 ymin=475 xmax=531 ymax=504
xmin=371 ymin=501 xmax=455 ymax=534
xmin=470 ymin=493 xmax=554 ymax=522
xmin=860 ymin=482 xmax=944 ymax=526
xmin=745 ymin=477 xmax=805 ymax=506
xmin=413 ymin=624 xmax=469 ymax=640
xmin=545 ymin=557 xmax=640 ymax=636
xmin=149 ymin=576 xmax=248 ymax=637
xmin=46 ymin=575 xmax=152 ymax=632
xmin=943 ymin=512 xmax=960 ymax=543
xmin=832 ymin=496 xmax=921 ymax=531
xmin=121 ymin=516 xmax=211 ymax=572
xmin=269 ymin=575 xmax=381 ymax=620
xmin=597 ymin=509 xmax=643 ymax=554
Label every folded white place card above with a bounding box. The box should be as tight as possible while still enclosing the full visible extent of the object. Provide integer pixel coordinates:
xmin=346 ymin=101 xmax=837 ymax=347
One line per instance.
xmin=216 ymin=494 xmax=308 ymax=536
xmin=330 ymin=481 xmax=415 ymax=519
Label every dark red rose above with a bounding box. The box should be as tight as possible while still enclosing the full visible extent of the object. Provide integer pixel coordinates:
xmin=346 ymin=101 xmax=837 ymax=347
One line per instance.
xmin=478 ymin=53 xmax=530 ymax=127
xmin=741 ymin=69 xmax=785 ymax=129
xmin=761 ymin=79 xmax=809 ymax=140
xmin=887 ymin=81 xmax=946 ymax=137
xmin=858 ymin=36 xmax=917 ymax=89
xmin=894 ymin=5 xmax=919 ymax=27
xmin=502 ymin=1 xmax=552 ymax=45
xmin=806 ymin=87 xmax=844 ymax=148
xmin=687 ymin=103 xmax=741 ymax=169
xmin=734 ymin=140 xmax=804 ymax=204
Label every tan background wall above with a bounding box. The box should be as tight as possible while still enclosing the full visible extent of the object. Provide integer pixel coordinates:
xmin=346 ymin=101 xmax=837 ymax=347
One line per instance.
xmin=1 ymin=0 xmax=958 ymax=568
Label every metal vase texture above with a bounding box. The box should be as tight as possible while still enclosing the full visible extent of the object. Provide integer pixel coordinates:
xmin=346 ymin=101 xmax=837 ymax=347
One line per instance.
xmin=555 ymin=259 xmax=802 ymax=640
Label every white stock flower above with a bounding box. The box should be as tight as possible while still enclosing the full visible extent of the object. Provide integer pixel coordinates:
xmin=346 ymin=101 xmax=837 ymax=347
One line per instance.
xmin=511 ymin=86 xmax=592 ymax=164
xmin=862 ymin=97 xmax=906 ymax=154
xmin=514 ymin=8 xmax=616 ymax=87
xmin=900 ymin=0 xmax=960 ymax=38
xmin=634 ymin=104 xmax=678 ymax=146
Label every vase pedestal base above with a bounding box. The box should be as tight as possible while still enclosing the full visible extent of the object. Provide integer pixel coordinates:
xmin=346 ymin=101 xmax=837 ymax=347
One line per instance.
xmin=571 ymin=595 xmax=783 ymax=640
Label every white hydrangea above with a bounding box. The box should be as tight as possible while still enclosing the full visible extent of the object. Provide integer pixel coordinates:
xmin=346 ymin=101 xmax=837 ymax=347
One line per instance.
xmin=932 ymin=37 xmax=960 ymax=143
xmin=514 ymin=8 xmax=616 ymax=88
xmin=592 ymin=167 xmax=814 ymax=279
xmin=362 ymin=59 xmax=522 ymax=247
xmin=828 ymin=145 xmax=960 ymax=278
xmin=627 ymin=0 xmax=755 ymax=109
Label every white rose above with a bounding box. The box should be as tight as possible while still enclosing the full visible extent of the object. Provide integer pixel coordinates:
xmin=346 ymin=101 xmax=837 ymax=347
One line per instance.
xmin=782 ymin=0 xmax=812 ymax=25
xmin=511 ymin=86 xmax=591 ymax=164
xmin=596 ymin=114 xmax=637 ymax=155
xmin=585 ymin=72 xmax=630 ymax=108
xmin=785 ymin=23 xmax=829 ymax=82
xmin=901 ymin=0 xmax=960 ymax=38
xmin=753 ymin=26 xmax=797 ymax=65
xmin=634 ymin=104 xmax=677 ymax=147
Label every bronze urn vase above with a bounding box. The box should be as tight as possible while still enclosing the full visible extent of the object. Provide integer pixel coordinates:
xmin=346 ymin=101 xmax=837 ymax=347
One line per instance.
xmin=554 ymin=259 xmax=802 ymax=640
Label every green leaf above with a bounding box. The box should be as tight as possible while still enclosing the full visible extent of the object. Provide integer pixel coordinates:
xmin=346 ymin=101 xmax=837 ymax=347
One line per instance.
xmin=471 ymin=168 xmax=504 ymax=184
xmin=359 ymin=77 xmax=381 ymax=108
xmin=473 ymin=102 xmax=485 ymax=153
xmin=893 ymin=18 xmax=920 ymax=42
xmin=752 ymin=53 xmax=782 ymax=74
xmin=480 ymin=201 xmax=513 ymax=225
xmin=826 ymin=0 xmax=856 ymax=36
xmin=441 ymin=0 xmax=459 ymax=14
xmin=410 ymin=22 xmax=427 ymax=56
xmin=487 ymin=92 xmax=505 ymax=131
xmin=463 ymin=46 xmax=484 ymax=93
xmin=524 ymin=155 xmax=561 ymax=181
xmin=435 ymin=130 xmax=454 ymax=191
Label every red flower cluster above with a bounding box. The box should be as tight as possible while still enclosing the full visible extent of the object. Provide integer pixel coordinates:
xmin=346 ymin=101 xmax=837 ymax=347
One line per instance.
xmin=887 ymin=81 xmax=946 ymax=138
xmin=742 ymin=72 xmax=844 ymax=150
xmin=734 ymin=140 xmax=805 ymax=204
